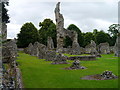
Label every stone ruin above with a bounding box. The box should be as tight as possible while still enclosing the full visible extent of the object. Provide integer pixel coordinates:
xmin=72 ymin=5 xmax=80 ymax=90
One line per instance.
xmin=24 ymin=42 xmax=47 ymax=59
xmin=2 ymin=39 xmax=23 ymax=88
xmin=24 ymin=41 xmax=68 ymax=64
xmin=55 ymin=2 xmax=81 ymax=55
xmin=51 ymin=53 xmax=68 ymax=64
xmin=81 ymin=70 xmax=118 ymax=80
xmin=45 ymin=50 xmax=56 ymax=61
xmin=2 ymin=23 xmax=7 ymax=41
xmin=109 ymin=46 xmax=114 ymax=53
xmin=65 ymin=60 xmax=86 ymax=70
xmin=85 ymin=40 xmax=99 ymax=56
xmin=24 ymin=43 xmax=33 ymax=55
xmin=97 ymin=42 xmax=110 ymax=54
xmin=114 ymin=34 xmax=120 ymax=57
xmin=100 ymin=70 xmax=117 ymax=79
xmin=32 ymin=42 xmax=40 ymax=57
xmin=47 ymin=36 xmax=54 ymax=50
xmin=2 ymin=39 xmax=17 ymax=63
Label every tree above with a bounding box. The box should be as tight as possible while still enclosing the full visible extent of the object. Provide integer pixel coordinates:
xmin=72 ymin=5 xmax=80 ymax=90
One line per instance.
xmin=39 ymin=19 xmax=56 ymax=47
xmin=108 ymin=24 xmax=119 ymax=36
xmin=93 ymin=29 xmax=98 ymax=35
xmin=67 ymin=24 xmax=84 ymax=47
xmin=17 ymin=22 xmax=39 ymax=48
xmin=108 ymin=24 xmax=119 ymax=46
xmin=1 ymin=1 xmax=10 ymax=23
xmin=63 ymin=36 xmax=72 ymax=48
xmin=83 ymin=32 xmax=94 ymax=47
xmin=95 ymin=30 xmax=110 ymax=45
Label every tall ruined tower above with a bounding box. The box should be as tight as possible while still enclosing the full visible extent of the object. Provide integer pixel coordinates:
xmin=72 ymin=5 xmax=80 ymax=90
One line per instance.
xmin=55 ymin=2 xmax=64 ymax=51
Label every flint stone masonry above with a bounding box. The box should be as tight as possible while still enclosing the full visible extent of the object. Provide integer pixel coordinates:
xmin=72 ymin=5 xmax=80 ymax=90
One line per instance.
xmin=51 ymin=53 xmax=68 ymax=64
xmin=69 ymin=60 xmax=86 ymax=69
xmin=32 ymin=42 xmax=40 ymax=57
xmin=97 ymin=42 xmax=110 ymax=54
xmin=45 ymin=50 xmax=56 ymax=61
xmin=2 ymin=23 xmax=7 ymax=41
xmin=38 ymin=43 xmax=47 ymax=59
xmin=109 ymin=46 xmax=114 ymax=53
xmin=81 ymin=71 xmax=118 ymax=80
xmin=114 ymin=34 xmax=120 ymax=57
xmin=47 ymin=37 xmax=54 ymax=50
xmin=100 ymin=71 xmax=117 ymax=79
xmin=2 ymin=39 xmax=18 ymax=63
xmin=85 ymin=40 xmax=99 ymax=56
xmin=2 ymin=39 xmax=22 ymax=88
xmin=55 ymin=2 xmax=81 ymax=54
xmin=24 ymin=43 xmax=33 ymax=55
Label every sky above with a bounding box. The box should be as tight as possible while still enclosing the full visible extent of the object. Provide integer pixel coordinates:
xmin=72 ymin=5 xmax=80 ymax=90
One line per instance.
xmin=6 ymin=0 xmax=119 ymax=39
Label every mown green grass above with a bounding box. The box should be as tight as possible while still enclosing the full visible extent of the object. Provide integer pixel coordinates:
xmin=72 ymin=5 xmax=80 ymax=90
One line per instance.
xmin=17 ymin=53 xmax=118 ymax=88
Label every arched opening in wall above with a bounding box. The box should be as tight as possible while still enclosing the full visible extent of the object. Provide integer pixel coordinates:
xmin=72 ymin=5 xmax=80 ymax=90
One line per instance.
xmin=63 ymin=36 xmax=73 ymax=48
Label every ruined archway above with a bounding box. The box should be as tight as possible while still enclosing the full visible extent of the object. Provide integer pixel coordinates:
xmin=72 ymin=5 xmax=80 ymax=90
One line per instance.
xmin=55 ymin=2 xmax=81 ymax=54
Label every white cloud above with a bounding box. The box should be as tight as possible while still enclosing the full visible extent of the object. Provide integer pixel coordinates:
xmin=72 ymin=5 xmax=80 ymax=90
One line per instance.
xmin=7 ymin=1 xmax=118 ymax=39
xmin=7 ymin=23 xmax=21 ymax=39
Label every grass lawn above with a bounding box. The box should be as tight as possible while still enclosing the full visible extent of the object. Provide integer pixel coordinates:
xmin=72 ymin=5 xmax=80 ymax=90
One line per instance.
xmin=17 ymin=52 xmax=118 ymax=88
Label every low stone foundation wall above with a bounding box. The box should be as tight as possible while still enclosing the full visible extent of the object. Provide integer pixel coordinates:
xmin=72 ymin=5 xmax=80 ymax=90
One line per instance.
xmin=68 ymin=55 xmax=96 ymax=61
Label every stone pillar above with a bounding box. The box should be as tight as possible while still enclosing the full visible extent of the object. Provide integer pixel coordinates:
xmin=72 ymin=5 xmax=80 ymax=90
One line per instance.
xmin=2 ymin=23 xmax=7 ymax=41
xmin=114 ymin=34 xmax=120 ymax=57
xmin=0 ymin=2 xmax=2 ymax=88
xmin=117 ymin=33 xmax=120 ymax=57
xmin=72 ymin=31 xmax=81 ymax=55
xmin=47 ymin=36 xmax=54 ymax=50
xmin=55 ymin=2 xmax=64 ymax=50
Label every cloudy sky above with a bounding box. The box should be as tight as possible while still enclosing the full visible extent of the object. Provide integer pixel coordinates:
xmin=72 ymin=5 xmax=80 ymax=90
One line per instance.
xmin=6 ymin=0 xmax=118 ymax=39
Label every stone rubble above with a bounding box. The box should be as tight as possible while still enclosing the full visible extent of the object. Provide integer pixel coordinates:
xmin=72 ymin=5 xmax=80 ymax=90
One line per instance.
xmin=97 ymin=42 xmax=110 ymax=54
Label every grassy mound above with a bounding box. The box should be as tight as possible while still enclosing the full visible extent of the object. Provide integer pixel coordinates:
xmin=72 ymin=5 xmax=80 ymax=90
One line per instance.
xmin=17 ymin=53 xmax=118 ymax=88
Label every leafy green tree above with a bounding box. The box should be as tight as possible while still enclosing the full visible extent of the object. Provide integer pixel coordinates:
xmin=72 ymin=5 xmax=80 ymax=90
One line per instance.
xmin=67 ymin=24 xmax=84 ymax=47
xmin=108 ymin=24 xmax=119 ymax=36
xmin=93 ymin=29 xmax=98 ymax=35
xmin=63 ymin=36 xmax=72 ymax=48
xmin=108 ymin=24 xmax=119 ymax=46
xmin=83 ymin=32 xmax=94 ymax=47
xmin=39 ymin=19 xmax=56 ymax=47
xmin=17 ymin=22 xmax=39 ymax=48
xmin=95 ymin=30 xmax=110 ymax=45
xmin=1 ymin=1 xmax=10 ymax=23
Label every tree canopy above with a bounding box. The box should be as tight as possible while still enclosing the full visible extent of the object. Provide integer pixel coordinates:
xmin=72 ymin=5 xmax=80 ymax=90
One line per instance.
xmin=17 ymin=22 xmax=39 ymax=48
xmin=1 ymin=1 xmax=10 ymax=23
xmin=67 ymin=24 xmax=84 ymax=47
xmin=39 ymin=19 xmax=57 ymax=47
xmin=17 ymin=18 xmax=117 ymax=48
